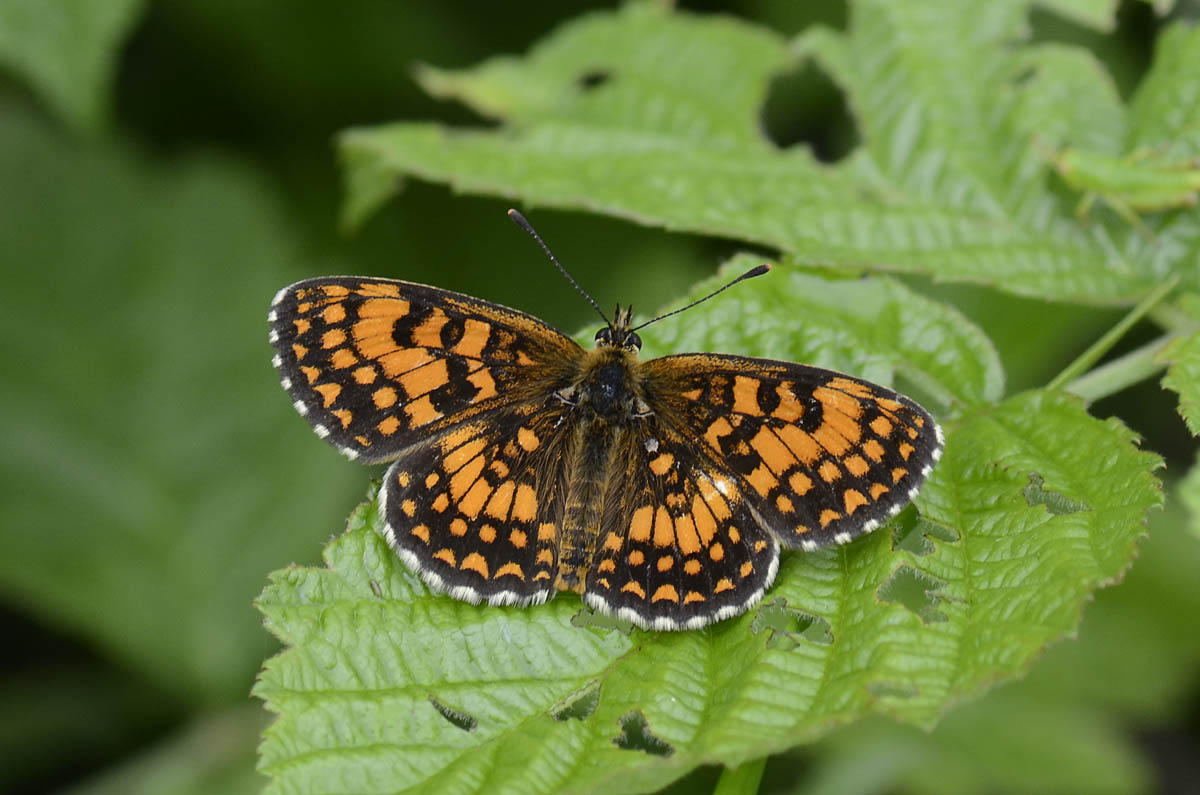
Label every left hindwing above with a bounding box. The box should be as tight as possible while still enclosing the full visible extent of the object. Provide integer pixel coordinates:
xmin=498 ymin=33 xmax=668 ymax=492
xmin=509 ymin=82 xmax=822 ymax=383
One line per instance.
xmin=380 ymin=398 xmax=571 ymax=607
xmin=642 ymin=354 xmax=944 ymax=550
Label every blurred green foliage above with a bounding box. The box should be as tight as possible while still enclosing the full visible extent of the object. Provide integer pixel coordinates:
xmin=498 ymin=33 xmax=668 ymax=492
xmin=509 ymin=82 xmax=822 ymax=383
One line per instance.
xmin=0 ymin=1 xmax=1196 ymax=794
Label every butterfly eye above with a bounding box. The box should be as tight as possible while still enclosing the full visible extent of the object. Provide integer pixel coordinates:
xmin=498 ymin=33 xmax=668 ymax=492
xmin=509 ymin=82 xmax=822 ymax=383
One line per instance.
xmin=627 ymin=332 xmax=642 ymax=350
xmin=595 ymin=328 xmax=613 ymax=345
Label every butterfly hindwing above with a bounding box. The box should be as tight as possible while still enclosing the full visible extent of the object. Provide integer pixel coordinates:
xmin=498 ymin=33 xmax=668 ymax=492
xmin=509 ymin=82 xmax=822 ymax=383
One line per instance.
xmin=584 ymin=424 xmax=780 ymax=630
xmin=642 ymin=354 xmax=944 ymax=550
xmin=269 ymin=276 xmax=582 ymax=462
xmin=380 ymin=399 xmax=570 ymax=606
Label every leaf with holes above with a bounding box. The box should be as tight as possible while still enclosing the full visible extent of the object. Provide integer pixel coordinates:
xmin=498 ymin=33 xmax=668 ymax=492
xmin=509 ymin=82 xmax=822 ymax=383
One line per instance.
xmin=800 ymin=488 xmax=1200 ymax=795
xmin=340 ymin=2 xmax=1200 ymax=302
xmin=254 ymin=260 xmax=1161 ymax=794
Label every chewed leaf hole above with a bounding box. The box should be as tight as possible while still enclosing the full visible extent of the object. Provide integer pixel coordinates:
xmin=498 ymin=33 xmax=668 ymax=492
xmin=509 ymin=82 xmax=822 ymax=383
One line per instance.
xmin=572 ymin=606 xmax=635 ymax=635
xmin=613 ymin=710 xmax=674 ymax=757
xmin=578 ymin=69 xmax=612 ymax=90
xmin=892 ymin=509 xmax=959 ymax=557
xmin=551 ymin=684 xmax=600 ymax=722
xmin=1023 ymin=472 xmax=1090 ymax=515
xmin=429 ymin=696 xmax=476 ymax=732
xmin=751 ymin=598 xmax=833 ymax=649
xmin=876 ymin=564 xmax=948 ymax=623
xmin=867 ymin=680 xmax=919 ymax=699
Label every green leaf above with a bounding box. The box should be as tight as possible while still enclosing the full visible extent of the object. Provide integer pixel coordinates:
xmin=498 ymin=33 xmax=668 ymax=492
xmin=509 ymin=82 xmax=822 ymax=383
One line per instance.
xmin=0 ymin=103 xmax=361 ymax=703
xmin=1032 ymin=0 xmax=1121 ymax=31
xmin=254 ymin=267 xmax=1159 ymax=793
xmin=1156 ymin=328 xmax=1200 ymax=435
xmin=1127 ymin=22 xmax=1200 ymax=159
xmin=0 ymin=0 xmax=146 ymax=133
xmin=798 ymin=481 xmax=1200 ymax=795
xmin=412 ymin=3 xmax=783 ymax=146
xmin=1007 ymin=43 xmax=1126 ymax=156
xmin=635 ymin=258 xmax=1005 ymax=410
xmin=339 ymin=1 xmax=1194 ymax=302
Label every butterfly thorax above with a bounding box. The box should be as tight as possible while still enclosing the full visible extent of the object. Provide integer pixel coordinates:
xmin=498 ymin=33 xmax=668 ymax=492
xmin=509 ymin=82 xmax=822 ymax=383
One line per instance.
xmin=554 ymin=334 xmax=651 ymax=592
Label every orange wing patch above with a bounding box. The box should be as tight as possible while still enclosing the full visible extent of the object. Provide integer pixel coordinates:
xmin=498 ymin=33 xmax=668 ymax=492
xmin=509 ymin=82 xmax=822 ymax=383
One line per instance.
xmin=583 ymin=426 xmax=781 ymax=631
xmin=378 ymin=403 xmax=570 ymax=607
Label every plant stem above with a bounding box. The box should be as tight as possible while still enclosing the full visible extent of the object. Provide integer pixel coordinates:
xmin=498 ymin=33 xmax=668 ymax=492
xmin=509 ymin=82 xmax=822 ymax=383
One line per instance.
xmin=1149 ymin=300 xmax=1197 ymax=333
xmin=1065 ymin=334 xmax=1175 ymax=403
xmin=713 ymin=757 xmax=767 ymax=795
xmin=1048 ymin=275 xmax=1180 ymax=392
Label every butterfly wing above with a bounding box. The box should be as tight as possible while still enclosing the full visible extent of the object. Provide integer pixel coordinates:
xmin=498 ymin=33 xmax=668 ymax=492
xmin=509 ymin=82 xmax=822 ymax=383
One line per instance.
xmin=268 ymin=276 xmax=583 ymax=462
xmin=583 ymin=423 xmax=780 ymax=630
xmin=380 ymin=398 xmax=571 ymax=606
xmin=641 ymin=354 xmax=944 ymax=551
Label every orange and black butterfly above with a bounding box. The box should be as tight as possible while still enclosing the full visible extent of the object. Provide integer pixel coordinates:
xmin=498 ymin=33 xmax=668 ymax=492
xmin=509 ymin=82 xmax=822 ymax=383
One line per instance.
xmin=268 ymin=211 xmax=944 ymax=630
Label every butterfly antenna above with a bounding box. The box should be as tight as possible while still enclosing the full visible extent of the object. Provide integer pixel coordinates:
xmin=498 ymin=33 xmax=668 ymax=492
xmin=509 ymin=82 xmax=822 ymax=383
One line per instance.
xmin=508 ymin=209 xmax=610 ymax=328
xmin=631 ymin=263 xmax=771 ymax=332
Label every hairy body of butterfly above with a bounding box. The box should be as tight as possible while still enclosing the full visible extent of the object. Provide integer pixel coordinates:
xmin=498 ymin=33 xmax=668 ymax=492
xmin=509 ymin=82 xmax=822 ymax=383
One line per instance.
xmin=269 ymin=275 xmax=943 ymax=631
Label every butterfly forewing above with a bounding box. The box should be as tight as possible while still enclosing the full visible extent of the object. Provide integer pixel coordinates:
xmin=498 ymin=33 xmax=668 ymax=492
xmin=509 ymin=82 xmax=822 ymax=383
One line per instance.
xmin=643 ymin=354 xmax=944 ymax=551
xmin=269 ymin=277 xmax=582 ymax=462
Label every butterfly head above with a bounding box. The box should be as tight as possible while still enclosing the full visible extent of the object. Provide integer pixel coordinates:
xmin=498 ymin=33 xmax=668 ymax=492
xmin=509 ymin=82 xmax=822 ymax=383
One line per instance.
xmin=508 ymin=208 xmax=770 ymax=354
xmin=595 ymin=305 xmax=642 ymax=351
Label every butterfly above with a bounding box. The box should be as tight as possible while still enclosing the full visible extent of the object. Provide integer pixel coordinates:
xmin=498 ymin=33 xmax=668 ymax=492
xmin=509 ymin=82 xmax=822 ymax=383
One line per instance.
xmin=268 ymin=210 xmax=944 ymax=631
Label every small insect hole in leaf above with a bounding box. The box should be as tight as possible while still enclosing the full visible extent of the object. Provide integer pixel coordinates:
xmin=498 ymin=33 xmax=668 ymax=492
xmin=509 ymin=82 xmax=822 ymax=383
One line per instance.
xmin=1023 ymin=472 xmax=1091 ymax=515
xmin=1010 ymin=66 xmax=1037 ymax=88
xmin=551 ymin=683 xmax=601 ymax=722
xmin=750 ymin=598 xmax=833 ymax=649
xmin=571 ymin=606 xmax=635 ymax=635
xmin=761 ymin=62 xmax=855 ymax=161
xmin=876 ymin=564 xmax=948 ymax=623
xmin=866 ymin=680 xmax=919 ymax=699
xmin=577 ymin=70 xmax=611 ymax=90
xmin=613 ymin=710 xmax=674 ymax=757
xmin=429 ymin=696 xmax=477 ymax=732
xmin=891 ymin=509 xmax=959 ymax=556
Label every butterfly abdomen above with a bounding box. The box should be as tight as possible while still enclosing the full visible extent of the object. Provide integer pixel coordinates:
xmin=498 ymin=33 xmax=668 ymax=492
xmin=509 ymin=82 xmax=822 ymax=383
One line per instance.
xmin=554 ymin=347 xmax=648 ymax=592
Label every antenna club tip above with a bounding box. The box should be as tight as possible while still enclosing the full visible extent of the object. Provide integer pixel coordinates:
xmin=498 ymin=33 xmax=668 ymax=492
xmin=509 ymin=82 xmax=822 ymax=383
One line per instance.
xmin=508 ymin=208 xmax=537 ymax=234
xmin=749 ymin=263 xmax=772 ymax=277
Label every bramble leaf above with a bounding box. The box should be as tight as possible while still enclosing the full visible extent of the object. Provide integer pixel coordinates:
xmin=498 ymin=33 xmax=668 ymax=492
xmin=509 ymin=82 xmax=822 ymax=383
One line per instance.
xmin=339 ymin=2 xmax=1199 ymax=301
xmin=636 ymin=259 xmax=1004 ymax=410
xmin=799 ymin=490 xmax=1200 ymax=795
xmin=254 ymin=269 xmax=1160 ymax=794
xmin=1128 ymin=22 xmax=1200 ymax=159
